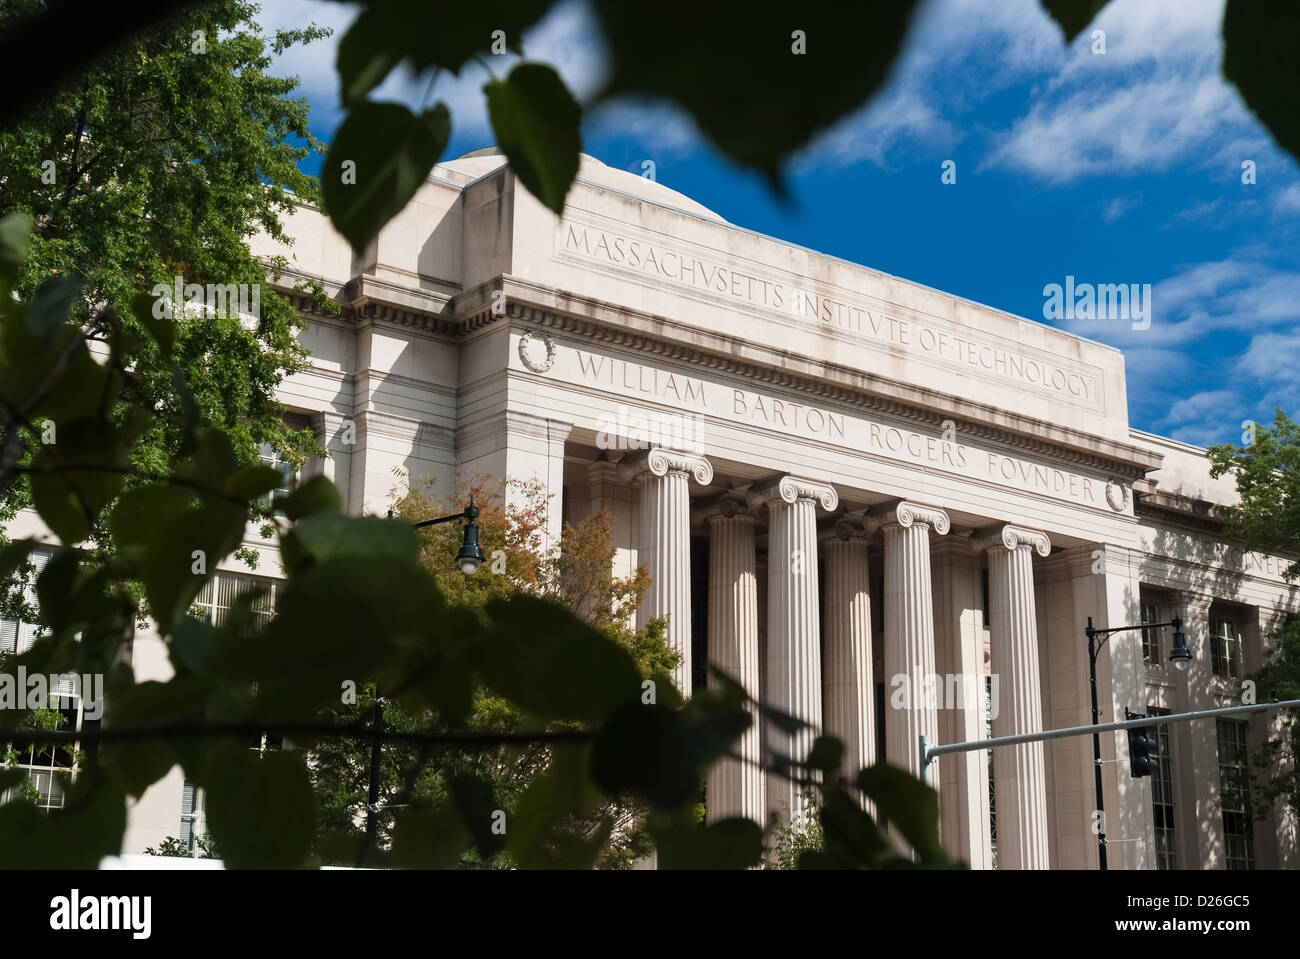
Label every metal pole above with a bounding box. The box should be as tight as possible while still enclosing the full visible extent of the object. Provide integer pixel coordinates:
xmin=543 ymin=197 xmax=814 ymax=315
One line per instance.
xmin=923 ymin=697 xmax=1300 ymax=761
xmin=1088 ymin=619 xmax=1107 ymax=870
xmin=364 ymin=692 xmax=384 ymax=850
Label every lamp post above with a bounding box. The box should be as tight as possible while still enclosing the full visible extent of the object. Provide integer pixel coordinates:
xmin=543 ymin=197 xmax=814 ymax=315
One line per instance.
xmin=1083 ymin=614 xmax=1188 ymax=870
xmin=363 ymin=499 xmax=487 ymax=852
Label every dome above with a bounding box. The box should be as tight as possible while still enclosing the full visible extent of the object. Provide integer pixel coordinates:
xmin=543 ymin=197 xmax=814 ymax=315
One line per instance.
xmin=438 ymin=148 xmax=726 ymax=223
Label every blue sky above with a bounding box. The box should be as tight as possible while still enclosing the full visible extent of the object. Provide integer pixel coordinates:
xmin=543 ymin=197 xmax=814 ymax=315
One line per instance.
xmin=260 ymin=0 xmax=1300 ymax=448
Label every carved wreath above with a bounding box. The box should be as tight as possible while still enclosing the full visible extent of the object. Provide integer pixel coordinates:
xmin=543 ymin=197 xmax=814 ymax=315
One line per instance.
xmin=517 ymin=330 xmax=556 ymax=373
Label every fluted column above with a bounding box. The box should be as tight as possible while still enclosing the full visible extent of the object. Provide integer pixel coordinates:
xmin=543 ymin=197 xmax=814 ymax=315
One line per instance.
xmin=874 ymin=501 xmax=949 ymax=789
xmin=704 ymin=494 xmax=763 ymax=824
xmin=822 ymin=519 xmax=875 ymax=787
xmin=751 ymin=476 xmax=838 ymax=823
xmin=974 ymin=524 xmax=1051 ymax=870
xmin=621 ymin=448 xmax=713 ymax=697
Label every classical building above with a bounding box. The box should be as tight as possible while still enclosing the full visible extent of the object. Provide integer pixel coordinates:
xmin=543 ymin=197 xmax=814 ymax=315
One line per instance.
xmin=5 ymin=148 xmax=1298 ymax=868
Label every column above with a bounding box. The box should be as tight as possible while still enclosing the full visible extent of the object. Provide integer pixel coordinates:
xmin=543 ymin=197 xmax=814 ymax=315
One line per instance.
xmin=751 ymin=476 xmax=838 ymax=822
xmin=620 ymin=448 xmax=712 ymax=697
xmin=874 ymin=501 xmax=949 ymax=788
xmin=931 ymin=533 xmax=994 ymax=868
xmin=822 ymin=518 xmax=875 ymax=786
xmin=974 ymin=524 xmax=1051 ymax=870
xmin=704 ymin=494 xmax=763 ymax=824
xmin=1173 ymin=592 xmax=1220 ymax=868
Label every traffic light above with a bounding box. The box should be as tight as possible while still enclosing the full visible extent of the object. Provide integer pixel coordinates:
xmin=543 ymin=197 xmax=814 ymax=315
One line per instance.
xmin=1126 ymin=709 xmax=1158 ymax=778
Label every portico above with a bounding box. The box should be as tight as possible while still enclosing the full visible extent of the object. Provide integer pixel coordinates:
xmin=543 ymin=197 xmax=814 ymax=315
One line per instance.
xmin=197 ymin=147 xmax=1300 ymax=869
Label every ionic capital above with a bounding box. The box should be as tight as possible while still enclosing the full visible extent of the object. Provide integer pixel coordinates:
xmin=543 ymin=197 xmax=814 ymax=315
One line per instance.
xmin=819 ymin=512 xmax=870 ymax=544
xmin=618 ymin=447 xmax=713 ymax=486
xmin=748 ymin=475 xmax=839 ymax=513
xmin=972 ymin=524 xmax=1051 ymax=557
xmin=868 ymin=500 xmax=950 ymax=536
xmin=696 ymin=491 xmax=755 ymax=526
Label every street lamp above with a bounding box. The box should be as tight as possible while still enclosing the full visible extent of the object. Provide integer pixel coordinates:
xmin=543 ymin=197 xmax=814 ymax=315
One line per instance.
xmin=1083 ymin=613 xmax=1188 ymax=870
xmin=361 ymin=499 xmax=486 ymax=858
xmin=387 ymin=498 xmax=486 ymax=574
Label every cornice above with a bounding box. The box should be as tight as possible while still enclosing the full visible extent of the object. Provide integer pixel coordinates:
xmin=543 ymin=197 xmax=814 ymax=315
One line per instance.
xmin=1135 ymin=490 xmax=1228 ymax=533
xmin=482 ymin=280 xmax=1159 ymax=481
xmin=288 ymin=273 xmax=1163 ymax=482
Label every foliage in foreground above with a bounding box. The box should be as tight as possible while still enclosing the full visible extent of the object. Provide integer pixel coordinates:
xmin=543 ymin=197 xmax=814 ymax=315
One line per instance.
xmin=0 ymin=216 xmax=951 ymax=868
xmin=1210 ymin=411 xmax=1300 ymax=818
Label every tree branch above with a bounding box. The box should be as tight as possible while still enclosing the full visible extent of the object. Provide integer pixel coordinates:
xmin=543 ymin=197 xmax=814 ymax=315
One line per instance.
xmin=0 ymin=0 xmax=221 ymax=132
xmin=3 ymin=719 xmax=597 ymax=749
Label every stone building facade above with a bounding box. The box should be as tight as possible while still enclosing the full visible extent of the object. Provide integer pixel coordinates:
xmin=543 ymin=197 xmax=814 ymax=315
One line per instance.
xmin=8 ymin=149 xmax=1297 ymax=868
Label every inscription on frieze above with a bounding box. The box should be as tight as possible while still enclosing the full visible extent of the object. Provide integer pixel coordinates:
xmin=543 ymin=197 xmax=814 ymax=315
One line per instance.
xmin=557 ymin=346 xmax=1112 ymax=510
xmin=555 ymin=219 xmax=1105 ymax=411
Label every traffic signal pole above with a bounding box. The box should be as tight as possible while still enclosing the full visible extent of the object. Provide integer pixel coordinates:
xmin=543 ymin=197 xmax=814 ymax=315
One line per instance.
xmin=918 ymin=696 xmax=1300 ymax=865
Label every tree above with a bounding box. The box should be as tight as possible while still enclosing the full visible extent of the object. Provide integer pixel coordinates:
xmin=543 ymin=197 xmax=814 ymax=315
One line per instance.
xmin=0 ymin=0 xmax=972 ymax=868
xmin=0 ymin=0 xmax=335 ymax=571
xmin=1209 ymin=410 xmax=1300 ymax=817
xmin=308 ymin=475 xmax=674 ymax=868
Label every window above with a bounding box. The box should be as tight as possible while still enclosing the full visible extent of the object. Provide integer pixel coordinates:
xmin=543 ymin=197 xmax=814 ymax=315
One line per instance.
xmin=192 ymin=571 xmax=284 ymax=759
xmin=1140 ymin=600 xmax=1159 ymax=664
xmin=1148 ymin=707 xmax=1175 ymax=869
xmin=1216 ymin=718 xmax=1255 ymax=870
xmin=192 ymin=570 xmax=281 ymax=630
xmin=1210 ymin=616 xmax=1242 ymax=679
xmin=180 ymin=780 xmax=201 ymax=851
xmin=986 ymin=676 xmax=997 ymax=868
xmin=1 ymin=546 xmax=52 ymax=656
xmin=259 ymin=441 xmax=296 ymax=508
xmin=1 ymin=547 xmax=86 ymax=810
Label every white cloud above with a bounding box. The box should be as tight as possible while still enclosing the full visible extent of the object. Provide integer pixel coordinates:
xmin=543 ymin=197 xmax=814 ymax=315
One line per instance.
xmin=1102 ymin=193 xmax=1142 ymax=222
xmin=1277 ymin=183 xmax=1300 ymax=214
xmin=1167 ymin=389 xmax=1239 ymax=424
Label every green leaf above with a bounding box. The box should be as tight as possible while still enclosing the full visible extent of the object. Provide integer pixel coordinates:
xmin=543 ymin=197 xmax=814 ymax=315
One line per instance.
xmin=0 ymin=212 xmax=32 ymax=291
xmin=275 ymin=474 xmax=343 ymax=521
xmin=485 ymin=63 xmax=582 ymax=214
xmin=592 ymin=0 xmax=920 ymax=189
xmin=755 ymin=698 xmax=810 ymax=735
xmin=205 ymin=554 xmax=444 ymax=718
xmin=200 ymin=745 xmax=316 ymax=868
xmin=321 ymin=101 xmax=451 ymax=254
xmin=506 ymin=745 xmax=605 ymax=868
xmin=592 ymin=695 xmax=749 ymax=811
xmin=856 ymin=763 xmax=946 ymax=863
xmin=335 ymin=0 xmax=548 ymax=105
xmin=653 ymin=815 xmax=764 ymax=869
xmin=804 ymin=735 xmax=845 ymax=775
xmin=1040 ymin=0 xmax=1112 ymax=43
xmin=475 ymin=594 xmax=643 ymax=721
xmin=0 ymin=771 xmax=127 ymax=868
xmin=130 ymin=289 xmax=176 ymax=358
xmin=336 ymin=8 xmax=405 ymax=107
xmin=222 ymin=465 xmax=284 ymax=500
xmin=392 ymin=803 xmax=471 ymax=868
xmin=810 ymin=786 xmax=893 ymax=868
xmin=0 ymin=539 xmax=39 ymax=585
xmin=26 ymin=277 xmax=83 ymax=338
xmin=448 ymin=773 xmax=506 ymax=859
xmin=290 ymin=512 xmax=419 ymax=565
xmin=29 ymin=415 xmax=143 ymax=544
xmin=1223 ymin=0 xmax=1300 ymax=165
